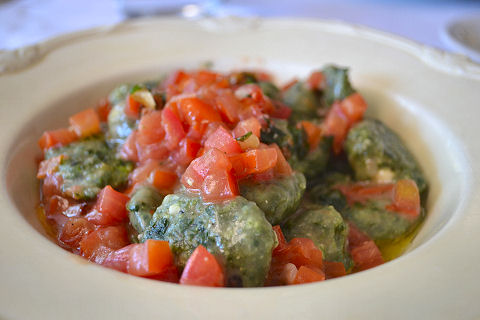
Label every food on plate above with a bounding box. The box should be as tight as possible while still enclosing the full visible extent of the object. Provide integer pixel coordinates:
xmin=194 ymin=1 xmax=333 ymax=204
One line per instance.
xmin=36 ymin=65 xmax=428 ymax=287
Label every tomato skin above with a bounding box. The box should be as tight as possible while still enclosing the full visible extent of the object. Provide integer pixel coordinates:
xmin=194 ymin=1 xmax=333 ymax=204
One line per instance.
xmin=299 ymin=121 xmax=322 ymax=151
xmin=323 ymin=261 xmax=347 ymax=279
xmin=340 ymin=93 xmax=367 ymax=124
xmin=69 ymin=108 xmax=101 ymax=138
xmin=79 ymin=225 xmax=130 ymax=264
xmin=37 ymin=155 xmax=64 ymax=179
xmin=96 ymin=98 xmax=111 ymax=122
xmin=204 ymin=126 xmax=242 ymax=155
xmin=201 ymin=169 xmax=238 ymax=202
xmin=103 ymin=244 xmax=135 ymax=273
xmin=38 ymin=128 xmax=77 ymax=150
xmin=337 ymin=182 xmax=395 ymax=205
xmin=128 ymin=240 xmax=175 ymax=277
xmin=86 ymin=186 xmax=130 ymax=226
xmin=42 ymin=174 xmax=63 ymax=198
xmin=119 ymin=131 xmax=139 ymax=162
xmin=176 ymin=138 xmax=201 ymax=166
xmin=271 ymin=144 xmax=293 ymax=176
xmin=180 ymin=245 xmax=224 ymax=287
xmin=162 ymin=107 xmax=186 ymax=151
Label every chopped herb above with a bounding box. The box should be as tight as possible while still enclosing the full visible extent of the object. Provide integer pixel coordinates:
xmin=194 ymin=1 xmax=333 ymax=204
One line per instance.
xmin=236 ymin=131 xmax=252 ymax=142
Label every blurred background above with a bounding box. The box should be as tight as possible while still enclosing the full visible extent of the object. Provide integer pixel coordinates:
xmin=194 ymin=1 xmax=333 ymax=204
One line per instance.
xmin=1 ymin=0 xmax=480 ymax=61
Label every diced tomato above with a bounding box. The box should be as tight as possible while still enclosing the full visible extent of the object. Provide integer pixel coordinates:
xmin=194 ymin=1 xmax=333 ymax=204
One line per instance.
xmin=119 ymin=131 xmax=139 ymax=162
xmin=386 ymin=179 xmax=420 ymax=218
xmin=103 ymin=244 xmax=135 ymax=273
xmin=96 ymin=98 xmax=111 ymax=122
xmin=337 ymin=182 xmax=395 ymax=205
xmin=339 ymin=93 xmax=368 ymax=124
xmin=38 ymin=128 xmax=77 ymax=150
xmin=44 ymin=195 xmax=69 ymax=218
xmin=181 ymin=148 xmax=232 ymax=190
xmin=79 ymin=225 xmax=129 ymax=264
xmin=137 ymin=142 xmax=169 ymax=162
xmin=136 ymin=110 xmax=165 ymax=146
xmin=230 ymin=148 xmax=278 ymax=178
xmin=350 ymin=240 xmax=384 ymax=271
xmin=124 ymin=94 xmax=142 ymax=118
xmin=271 ymin=144 xmax=293 ymax=176
xmin=180 ymin=245 xmax=225 ymax=287
xmin=271 ymin=102 xmax=292 ymax=119
xmin=205 ymin=126 xmax=242 ymax=154
xmin=58 ymin=217 xmax=95 ymax=250
xmin=128 ymin=240 xmax=175 ymax=277
xmin=162 ymin=107 xmax=186 ymax=151
xmin=42 ymin=173 xmax=63 ymax=198
xmin=69 ymin=108 xmax=101 ymax=138
xmin=201 ymin=169 xmax=238 ymax=202
xmin=177 ymin=138 xmax=201 ymax=165
xmin=233 ymin=117 xmax=262 ymax=138
xmin=348 ymin=222 xmax=384 ymax=271
xmin=149 ymin=167 xmax=177 ymax=193
xmin=215 ymin=89 xmax=241 ymax=123
xmin=280 ymin=238 xmax=323 ymax=269
xmin=235 ymin=84 xmax=274 ymax=114
xmin=37 ymin=155 xmax=64 ymax=179
xmin=306 ymin=71 xmax=326 ymax=90
xmin=86 ymin=186 xmax=130 ymax=226
xmin=147 ymin=264 xmax=179 ymax=283
xmin=323 ymin=102 xmax=350 ymax=154
xmin=299 ymin=121 xmax=323 ymax=151
xmin=293 ymin=266 xmax=325 ymax=284
xmin=323 ymin=261 xmax=347 ymax=279
xmin=347 ymin=222 xmax=371 ymax=248
xmin=178 ymin=97 xmax=222 ymax=133
xmin=130 ymin=160 xmax=159 ymax=186
xmin=194 ymin=70 xmax=222 ymax=87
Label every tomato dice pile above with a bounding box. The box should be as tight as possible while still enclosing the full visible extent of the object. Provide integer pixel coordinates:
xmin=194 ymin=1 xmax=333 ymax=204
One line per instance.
xmin=36 ymin=67 xmax=425 ymax=288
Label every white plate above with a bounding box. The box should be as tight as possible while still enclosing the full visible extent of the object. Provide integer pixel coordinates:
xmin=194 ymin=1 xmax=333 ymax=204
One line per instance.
xmin=1 ymin=17 xmax=480 ymax=320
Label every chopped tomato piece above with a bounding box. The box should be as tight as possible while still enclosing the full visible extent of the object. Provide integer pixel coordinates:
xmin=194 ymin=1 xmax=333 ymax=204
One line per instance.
xmin=103 ymin=244 xmax=135 ymax=273
xmin=124 ymin=94 xmax=142 ymax=118
xmin=293 ymin=266 xmax=325 ymax=284
xmin=38 ymin=128 xmax=77 ymax=150
xmin=272 ymin=225 xmax=287 ymax=254
xmin=58 ymin=217 xmax=95 ymax=250
xmin=137 ymin=142 xmax=169 ymax=162
xmin=86 ymin=186 xmax=130 ymax=225
xmin=69 ymin=108 xmax=101 ymax=138
xmin=306 ymin=71 xmax=326 ymax=90
xmin=350 ymin=240 xmax=384 ymax=271
xmin=348 ymin=222 xmax=384 ymax=271
xmin=119 ymin=131 xmax=139 ymax=162
xmin=323 ymin=261 xmax=347 ymax=279
xmin=177 ymin=138 xmax=201 ymax=165
xmin=42 ymin=173 xmax=63 ymax=198
xmin=386 ymin=179 xmax=421 ymax=218
xmin=339 ymin=93 xmax=368 ymax=124
xmin=323 ymin=102 xmax=349 ymax=154
xmin=96 ymin=98 xmax=111 ymax=122
xmin=230 ymin=148 xmax=278 ymax=178
xmin=180 ymin=245 xmax=225 ymax=287
xmin=79 ymin=225 xmax=129 ymax=264
xmin=271 ymin=102 xmax=292 ymax=119
xmin=37 ymin=155 xmax=64 ymax=179
xmin=162 ymin=107 xmax=186 ymax=151
xmin=130 ymin=160 xmax=159 ymax=186
xmin=233 ymin=117 xmax=262 ymax=138
xmin=128 ymin=240 xmax=175 ymax=277
xmin=178 ymin=97 xmax=222 ymax=133
xmin=336 ymin=182 xmax=395 ymax=205
xmin=136 ymin=110 xmax=165 ymax=146
xmin=204 ymin=126 xmax=242 ymax=154
xmin=281 ymin=238 xmax=323 ymax=270
xmin=299 ymin=121 xmax=322 ymax=151
xmin=148 ymin=167 xmax=177 ymax=193
xmin=215 ymin=89 xmax=241 ymax=123
xmin=201 ymin=169 xmax=238 ymax=202
xmin=271 ymin=144 xmax=293 ymax=176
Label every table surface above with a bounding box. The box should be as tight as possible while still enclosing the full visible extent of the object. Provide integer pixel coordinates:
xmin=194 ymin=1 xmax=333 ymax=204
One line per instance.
xmin=1 ymin=0 xmax=480 ymax=57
